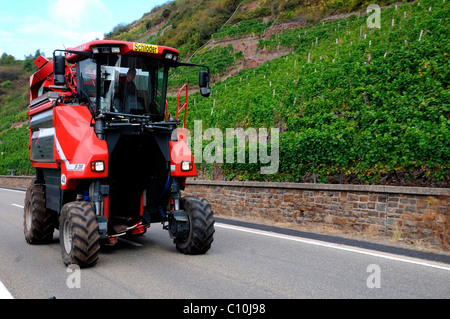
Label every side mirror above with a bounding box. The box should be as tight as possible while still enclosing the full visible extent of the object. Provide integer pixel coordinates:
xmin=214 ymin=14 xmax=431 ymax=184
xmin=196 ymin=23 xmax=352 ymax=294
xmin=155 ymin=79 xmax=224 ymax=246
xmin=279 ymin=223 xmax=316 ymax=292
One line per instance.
xmin=53 ymin=54 xmax=66 ymax=85
xmin=199 ymin=70 xmax=210 ymax=98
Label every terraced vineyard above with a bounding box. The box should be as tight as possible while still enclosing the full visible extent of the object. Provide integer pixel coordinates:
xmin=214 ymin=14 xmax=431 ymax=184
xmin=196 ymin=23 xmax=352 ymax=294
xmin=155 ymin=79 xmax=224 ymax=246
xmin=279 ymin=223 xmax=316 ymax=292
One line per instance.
xmin=0 ymin=0 xmax=448 ymax=187
xmin=169 ymin=0 xmax=449 ymax=186
xmin=0 ymin=55 xmax=35 ymax=175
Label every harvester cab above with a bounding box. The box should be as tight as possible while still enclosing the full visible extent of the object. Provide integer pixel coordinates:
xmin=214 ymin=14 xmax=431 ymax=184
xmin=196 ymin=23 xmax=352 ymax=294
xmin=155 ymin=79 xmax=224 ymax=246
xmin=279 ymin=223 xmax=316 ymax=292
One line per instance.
xmin=24 ymin=40 xmax=214 ymax=267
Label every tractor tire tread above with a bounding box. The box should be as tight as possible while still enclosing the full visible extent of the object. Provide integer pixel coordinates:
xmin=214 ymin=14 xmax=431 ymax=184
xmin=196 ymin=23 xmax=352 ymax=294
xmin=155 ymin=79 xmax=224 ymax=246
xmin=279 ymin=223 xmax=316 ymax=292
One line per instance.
xmin=176 ymin=196 xmax=215 ymax=255
xmin=60 ymin=201 xmax=100 ymax=268
xmin=23 ymin=182 xmax=56 ymax=244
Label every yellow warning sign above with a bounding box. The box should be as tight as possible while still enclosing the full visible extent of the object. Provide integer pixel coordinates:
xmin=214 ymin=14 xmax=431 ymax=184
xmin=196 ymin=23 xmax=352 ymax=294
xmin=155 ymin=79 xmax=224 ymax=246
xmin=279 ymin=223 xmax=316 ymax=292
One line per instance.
xmin=133 ymin=43 xmax=158 ymax=54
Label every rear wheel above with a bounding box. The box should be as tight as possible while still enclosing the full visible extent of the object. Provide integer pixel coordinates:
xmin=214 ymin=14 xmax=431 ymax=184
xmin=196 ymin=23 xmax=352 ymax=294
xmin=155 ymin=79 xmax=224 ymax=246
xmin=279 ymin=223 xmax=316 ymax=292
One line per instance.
xmin=59 ymin=201 xmax=100 ymax=268
xmin=175 ymin=196 xmax=215 ymax=254
xmin=23 ymin=182 xmax=56 ymax=244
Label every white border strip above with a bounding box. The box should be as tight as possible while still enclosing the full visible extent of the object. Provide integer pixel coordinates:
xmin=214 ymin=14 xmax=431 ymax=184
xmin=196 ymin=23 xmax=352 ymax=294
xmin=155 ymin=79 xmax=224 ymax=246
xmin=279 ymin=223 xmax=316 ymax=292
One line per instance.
xmin=0 ymin=188 xmax=26 ymax=194
xmin=1 ymin=187 xmax=449 ymax=272
xmin=216 ymin=223 xmax=450 ymax=272
xmin=54 ymin=135 xmax=85 ymax=171
xmin=0 ymin=188 xmax=18 ymax=299
xmin=0 ymin=281 xmax=13 ymax=299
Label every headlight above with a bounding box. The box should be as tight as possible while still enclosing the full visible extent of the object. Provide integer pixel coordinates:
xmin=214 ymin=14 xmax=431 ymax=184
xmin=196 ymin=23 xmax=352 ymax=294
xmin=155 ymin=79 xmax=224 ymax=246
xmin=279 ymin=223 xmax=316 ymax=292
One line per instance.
xmin=92 ymin=47 xmax=120 ymax=54
xmin=164 ymin=52 xmax=178 ymax=61
xmin=91 ymin=161 xmax=105 ymax=172
xmin=181 ymin=161 xmax=193 ymax=171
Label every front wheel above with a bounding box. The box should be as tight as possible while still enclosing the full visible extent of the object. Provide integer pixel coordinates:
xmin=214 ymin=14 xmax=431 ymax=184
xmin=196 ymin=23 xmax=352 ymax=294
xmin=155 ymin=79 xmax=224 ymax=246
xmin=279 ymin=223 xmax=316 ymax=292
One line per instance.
xmin=59 ymin=201 xmax=100 ymax=268
xmin=175 ymin=196 xmax=215 ymax=254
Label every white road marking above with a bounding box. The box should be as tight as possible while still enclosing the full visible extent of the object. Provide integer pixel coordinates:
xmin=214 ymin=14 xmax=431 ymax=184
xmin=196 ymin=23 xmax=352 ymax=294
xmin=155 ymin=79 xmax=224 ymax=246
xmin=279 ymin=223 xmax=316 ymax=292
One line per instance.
xmin=0 ymin=188 xmax=20 ymax=298
xmin=2 ymin=187 xmax=449 ymax=271
xmin=0 ymin=281 xmax=13 ymax=299
xmin=0 ymin=188 xmax=26 ymax=194
xmin=216 ymin=223 xmax=450 ymax=272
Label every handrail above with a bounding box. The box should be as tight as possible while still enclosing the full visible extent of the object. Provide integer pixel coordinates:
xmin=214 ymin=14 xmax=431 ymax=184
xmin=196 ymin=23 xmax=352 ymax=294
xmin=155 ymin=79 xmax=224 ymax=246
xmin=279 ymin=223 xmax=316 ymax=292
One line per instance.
xmin=165 ymin=99 xmax=169 ymax=121
xmin=176 ymin=84 xmax=188 ymax=128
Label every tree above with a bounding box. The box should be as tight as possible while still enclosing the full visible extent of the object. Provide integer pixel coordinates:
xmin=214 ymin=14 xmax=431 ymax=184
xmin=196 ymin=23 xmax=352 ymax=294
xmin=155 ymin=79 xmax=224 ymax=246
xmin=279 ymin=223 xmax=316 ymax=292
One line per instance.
xmin=0 ymin=53 xmax=15 ymax=65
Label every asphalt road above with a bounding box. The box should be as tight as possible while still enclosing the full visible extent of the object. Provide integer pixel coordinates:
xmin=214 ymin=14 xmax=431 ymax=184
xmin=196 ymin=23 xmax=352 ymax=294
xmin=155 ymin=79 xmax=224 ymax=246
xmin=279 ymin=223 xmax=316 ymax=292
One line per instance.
xmin=1 ymin=187 xmax=449 ymax=300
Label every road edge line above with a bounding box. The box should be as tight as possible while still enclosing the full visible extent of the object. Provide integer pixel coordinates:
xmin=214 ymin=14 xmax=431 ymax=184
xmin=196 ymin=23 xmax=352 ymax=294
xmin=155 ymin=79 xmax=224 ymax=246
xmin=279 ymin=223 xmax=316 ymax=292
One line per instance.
xmin=0 ymin=280 xmax=14 ymax=299
xmin=216 ymin=223 xmax=450 ymax=272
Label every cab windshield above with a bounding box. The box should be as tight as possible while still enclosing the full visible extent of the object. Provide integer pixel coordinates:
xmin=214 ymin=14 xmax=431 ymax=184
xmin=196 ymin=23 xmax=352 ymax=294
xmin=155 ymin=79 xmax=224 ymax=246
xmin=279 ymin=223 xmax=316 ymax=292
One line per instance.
xmin=78 ymin=55 xmax=168 ymax=118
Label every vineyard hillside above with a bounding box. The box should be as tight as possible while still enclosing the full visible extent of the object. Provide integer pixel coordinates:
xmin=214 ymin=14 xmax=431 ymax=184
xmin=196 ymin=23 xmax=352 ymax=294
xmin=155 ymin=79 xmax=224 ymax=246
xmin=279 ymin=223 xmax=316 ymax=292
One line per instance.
xmin=0 ymin=53 xmax=38 ymax=176
xmin=144 ymin=0 xmax=449 ymax=187
xmin=0 ymin=0 xmax=448 ymax=187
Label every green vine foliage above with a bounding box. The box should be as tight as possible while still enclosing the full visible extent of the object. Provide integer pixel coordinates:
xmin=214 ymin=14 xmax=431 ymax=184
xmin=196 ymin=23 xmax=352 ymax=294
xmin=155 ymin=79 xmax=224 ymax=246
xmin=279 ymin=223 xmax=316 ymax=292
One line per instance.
xmin=1 ymin=0 xmax=448 ymax=186
xmin=212 ymin=18 xmax=274 ymax=41
xmin=0 ymin=126 xmax=32 ymax=175
xmin=175 ymin=0 xmax=449 ymax=185
xmin=0 ymin=58 xmax=34 ymax=175
xmin=169 ymin=44 xmax=243 ymax=89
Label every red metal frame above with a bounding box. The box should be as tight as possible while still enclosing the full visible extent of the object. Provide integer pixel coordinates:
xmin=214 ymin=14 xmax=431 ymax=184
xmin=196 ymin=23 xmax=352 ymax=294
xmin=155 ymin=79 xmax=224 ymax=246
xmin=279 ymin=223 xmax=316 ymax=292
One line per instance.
xmin=169 ymin=128 xmax=197 ymax=178
xmin=28 ymin=40 xmax=196 ymax=237
xmin=176 ymin=84 xmax=188 ymax=129
xmin=28 ymin=101 xmax=53 ymax=116
xmin=53 ymin=105 xmax=109 ymax=190
xmin=65 ymin=40 xmax=179 ymax=63
xmin=165 ymin=100 xmax=170 ymax=121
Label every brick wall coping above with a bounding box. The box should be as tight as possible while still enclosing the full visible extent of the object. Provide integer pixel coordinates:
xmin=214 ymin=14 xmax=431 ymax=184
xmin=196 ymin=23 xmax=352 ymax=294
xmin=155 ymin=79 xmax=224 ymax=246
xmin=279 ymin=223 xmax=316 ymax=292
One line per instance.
xmin=186 ymin=179 xmax=450 ymax=196
xmin=1 ymin=176 xmax=448 ymax=196
xmin=0 ymin=176 xmax=32 ymax=180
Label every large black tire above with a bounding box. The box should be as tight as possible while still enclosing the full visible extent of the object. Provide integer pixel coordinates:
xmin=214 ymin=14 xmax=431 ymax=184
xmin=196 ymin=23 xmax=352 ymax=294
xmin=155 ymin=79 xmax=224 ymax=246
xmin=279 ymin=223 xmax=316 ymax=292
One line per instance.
xmin=175 ymin=196 xmax=215 ymax=254
xmin=23 ymin=182 xmax=56 ymax=244
xmin=59 ymin=201 xmax=100 ymax=268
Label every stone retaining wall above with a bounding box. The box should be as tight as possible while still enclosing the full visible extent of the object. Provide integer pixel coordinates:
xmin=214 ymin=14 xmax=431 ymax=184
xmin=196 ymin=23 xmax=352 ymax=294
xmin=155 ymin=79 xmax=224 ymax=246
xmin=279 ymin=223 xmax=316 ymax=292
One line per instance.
xmin=0 ymin=175 xmax=33 ymax=189
xmin=1 ymin=176 xmax=448 ymax=247
xmin=183 ymin=180 xmax=449 ymax=248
